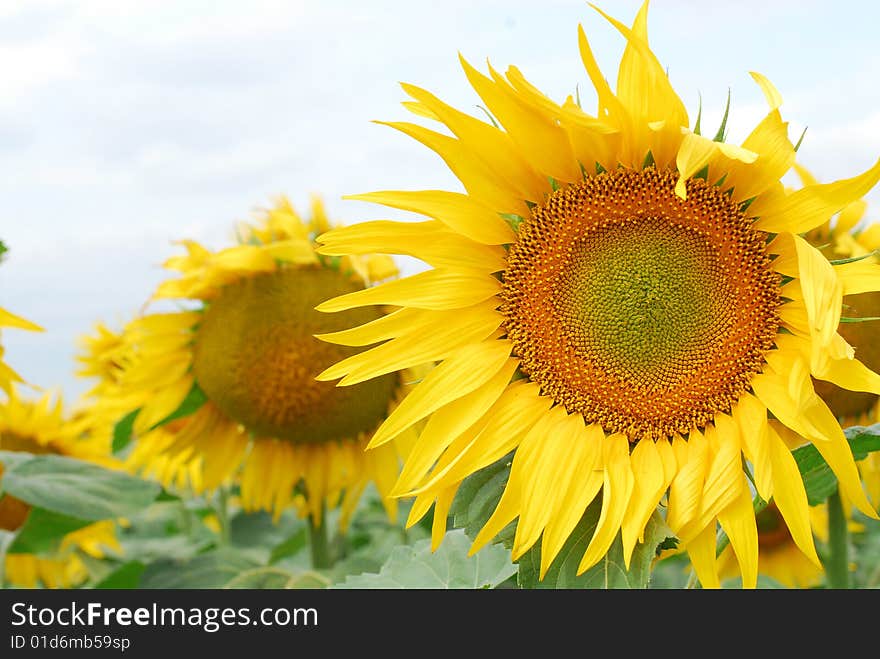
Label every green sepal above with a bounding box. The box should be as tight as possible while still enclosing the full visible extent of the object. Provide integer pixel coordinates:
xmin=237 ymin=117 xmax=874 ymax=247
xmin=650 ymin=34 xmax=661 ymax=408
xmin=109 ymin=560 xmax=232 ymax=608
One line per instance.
xmin=151 ymin=382 xmax=207 ymax=430
xmin=793 ymin=126 xmax=808 ymax=152
xmin=713 ymin=89 xmax=731 ymax=142
xmin=829 ymin=249 xmax=878 ymax=266
xmin=112 ymin=408 xmax=140 ymax=453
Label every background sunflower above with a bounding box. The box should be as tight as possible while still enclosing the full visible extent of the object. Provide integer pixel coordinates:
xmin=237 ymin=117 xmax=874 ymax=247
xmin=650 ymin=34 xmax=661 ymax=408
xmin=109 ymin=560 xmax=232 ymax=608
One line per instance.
xmin=93 ymin=197 xmax=422 ymax=556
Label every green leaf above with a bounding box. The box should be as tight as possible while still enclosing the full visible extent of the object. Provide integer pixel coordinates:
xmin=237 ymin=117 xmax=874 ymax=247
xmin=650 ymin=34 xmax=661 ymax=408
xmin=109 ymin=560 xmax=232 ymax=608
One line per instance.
xmin=269 ymin=528 xmax=308 ymax=564
xmin=793 ymin=423 xmax=880 ymax=505
xmin=139 ymin=548 xmax=261 ymax=589
xmin=224 ymin=566 xmax=329 ymax=589
xmin=0 ymin=240 xmax=7 ymax=261
xmin=450 ymin=455 xmax=514 ymax=548
xmin=332 ymin=529 xmax=516 ymax=589
xmin=229 ymin=509 xmax=305 ymax=562
xmin=517 ymin=501 xmax=675 ymax=589
xmin=7 ymin=507 xmax=91 ymax=555
xmin=112 ymin=409 xmax=140 ymax=453
xmin=92 ymin=561 xmax=146 ymax=589
xmin=0 ymin=451 xmax=161 ymax=520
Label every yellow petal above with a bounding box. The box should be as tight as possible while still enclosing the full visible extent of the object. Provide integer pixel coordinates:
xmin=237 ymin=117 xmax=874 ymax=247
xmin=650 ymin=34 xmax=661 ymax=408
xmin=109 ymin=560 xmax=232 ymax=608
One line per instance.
xmin=367 ymin=341 xmax=514 ymax=448
xmin=765 ymin=424 xmax=820 ymax=565
xmin=717 ymin=477 xmax=758 ymax=589
xmin=621 ymin=438 xmax=669 ymax=568
xmin=753 ymin=158 xmax=880 ymax=233
xmin=315 ymin=268 xmax=500 ymax=313
xmin=393 ymin=357 xmax=518 ymax=494
xmin=667 ymin=430 xmax=707 ymax=533
xmin=512 ymin=407 xmax=574 ymax=558
xmin=749 ymin=71 xmax=783 ymax=110
xmin=378 ymin=120 xmax=530 ymax=216
xmin=459 ymin=56 xmax=581 ymax=185
xmin=834 ymin=258 xmax=880 ymax=297
xmin=577 ymin=433 xmax=634 ymax=574
xmin=0 ymin=308 xmax=43 ymax=332
xmin=401 ymin=81 xmax=549 ymax=202
xmin=539 ymin=422 xmax=605 ymax=578
xmin=343 ymin=190 xmax=514 ymax=245
xmin=317 ymin=305 xmax=502 ymax=386
xmin=685 ymin=522 xmax=721 ymax=589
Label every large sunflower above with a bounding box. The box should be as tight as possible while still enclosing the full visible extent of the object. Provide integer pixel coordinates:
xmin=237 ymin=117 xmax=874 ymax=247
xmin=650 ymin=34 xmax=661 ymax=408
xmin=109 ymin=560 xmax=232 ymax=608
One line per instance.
xmin=0 ymin=387 xmax=120 ymax=588
xmin=315 ymin=1 xmax=880 ymax=587
xmin=106 ymin=196 xmax=419 ymax=529
xmin=0 ymin=242 xmax=43 ymax=396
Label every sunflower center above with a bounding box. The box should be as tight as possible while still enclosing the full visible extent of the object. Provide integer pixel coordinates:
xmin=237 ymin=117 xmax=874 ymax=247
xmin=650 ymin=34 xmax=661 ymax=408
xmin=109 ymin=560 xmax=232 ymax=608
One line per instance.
xmin=193 ymin=268 xmax=398 ymax=444
xmin=501 ymin=168 xmax=781 ymax=441
xmin=755 ymin=504 xmax=792 ymax=550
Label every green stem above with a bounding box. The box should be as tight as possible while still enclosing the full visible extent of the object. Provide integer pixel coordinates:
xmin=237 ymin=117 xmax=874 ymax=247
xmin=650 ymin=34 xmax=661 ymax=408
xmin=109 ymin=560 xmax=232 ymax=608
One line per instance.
xmin=216 ymin=487 xmax=230 ymax=545
xmin=824 ymin=488 xmax=849 ymax=589
xmin=307 ymin=506 xmax=332 ymax=570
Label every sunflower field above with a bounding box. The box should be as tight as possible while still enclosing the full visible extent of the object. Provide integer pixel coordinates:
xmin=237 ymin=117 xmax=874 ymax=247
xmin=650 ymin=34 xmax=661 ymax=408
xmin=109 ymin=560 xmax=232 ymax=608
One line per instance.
xmin=2 ymin=0 xmax=880 ymax=599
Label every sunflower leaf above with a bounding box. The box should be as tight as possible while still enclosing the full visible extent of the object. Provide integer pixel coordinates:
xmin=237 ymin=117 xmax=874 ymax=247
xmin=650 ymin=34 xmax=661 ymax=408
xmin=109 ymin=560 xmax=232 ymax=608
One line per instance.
xmin=517 ymin=503 xmax=674 ymax=589
xmin=0 ymin=451 xmax=161 ymax=521
xmin=450 ymin=455 xmax=515 ymax=548
xmin=93 ymin=561 xmax=147 ymax=589
xmin=6 ymin=507 xmax=91 ymax=555
xmin=224 ymin=566 xmax=329 ymax=589
xmin=332 ymin=529 xmax=516 ymax=589
xmin=139 ymin=548 xmax=261 ymax=589
xmin=793 ymin=423 xmax=880 ymax=505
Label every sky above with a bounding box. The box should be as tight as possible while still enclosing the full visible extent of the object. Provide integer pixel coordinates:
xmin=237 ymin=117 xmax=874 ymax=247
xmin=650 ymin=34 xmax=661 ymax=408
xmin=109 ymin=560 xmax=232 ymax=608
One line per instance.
xmin=1 ymin=0 xmax=879 ymax=404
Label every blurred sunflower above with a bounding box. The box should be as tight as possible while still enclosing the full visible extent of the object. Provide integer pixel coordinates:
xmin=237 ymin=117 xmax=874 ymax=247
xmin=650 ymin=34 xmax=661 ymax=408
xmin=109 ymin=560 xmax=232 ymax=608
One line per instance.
xmin=106 ymin=196 xmax=420 ymax=531
xmin=0 ymin=241 xmax=44 ymax=396
xmin=0 ymin=387 xmax=120 ymax=588
xmin=315 ymin=0 xmax=880 ymax=587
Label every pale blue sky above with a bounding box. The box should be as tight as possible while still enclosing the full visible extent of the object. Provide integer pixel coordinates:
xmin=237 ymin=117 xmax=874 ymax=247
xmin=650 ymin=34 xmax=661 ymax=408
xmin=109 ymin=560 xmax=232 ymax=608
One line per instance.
xmin=1 ymin=0 xmax=879 ymax=404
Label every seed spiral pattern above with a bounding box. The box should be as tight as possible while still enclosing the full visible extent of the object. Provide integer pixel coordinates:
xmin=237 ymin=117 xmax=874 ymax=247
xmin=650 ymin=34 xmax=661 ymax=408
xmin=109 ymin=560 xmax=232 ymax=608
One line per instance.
xmin=501 ymin=168 xmax=781 ymax=441
xmin=193 ymin=268 xmax=398 ymax=444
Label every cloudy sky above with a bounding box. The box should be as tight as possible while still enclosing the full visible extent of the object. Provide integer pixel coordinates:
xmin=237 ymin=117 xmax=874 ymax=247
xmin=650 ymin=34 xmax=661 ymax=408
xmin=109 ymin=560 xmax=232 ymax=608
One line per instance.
xmin=1 ymin=0 xmax=879 ymax=403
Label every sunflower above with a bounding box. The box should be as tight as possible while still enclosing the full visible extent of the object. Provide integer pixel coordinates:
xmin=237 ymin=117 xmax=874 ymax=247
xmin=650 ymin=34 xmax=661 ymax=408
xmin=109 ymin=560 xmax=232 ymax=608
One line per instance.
xmin=0 ymin=386 xmax=120 ymax=588
xmin=314 ymin=0 xmax=880 ymax=588
xmin=106 ymin=195 xmax=420 ymax=530
xmin=0 ymin=242 xmax=43 ymax=396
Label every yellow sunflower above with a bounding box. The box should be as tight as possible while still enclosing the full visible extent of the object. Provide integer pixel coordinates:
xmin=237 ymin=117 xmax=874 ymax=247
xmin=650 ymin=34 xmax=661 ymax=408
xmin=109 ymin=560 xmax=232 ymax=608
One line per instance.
xmin=107 ymin=195 xmax=420 ymax=531
xmin=0 ymin=386 xmax=120 ymax=588
xmin=315 ymin=0 xmax=880 ymax=588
